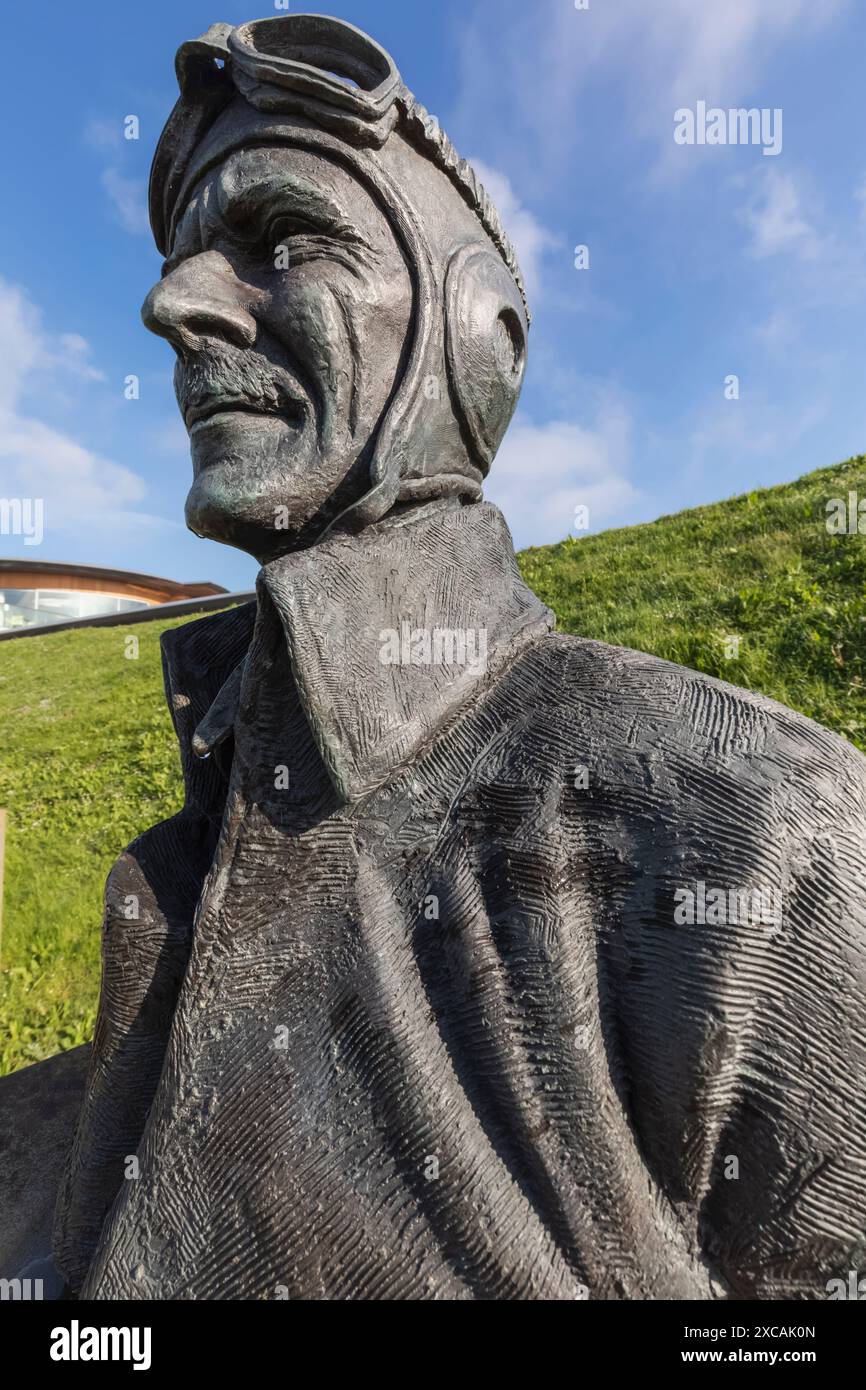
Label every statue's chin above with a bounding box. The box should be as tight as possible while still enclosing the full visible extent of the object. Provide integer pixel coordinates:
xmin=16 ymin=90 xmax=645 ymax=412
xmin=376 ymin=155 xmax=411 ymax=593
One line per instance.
xmin=184 ymin=411 xmax=330 ymax=560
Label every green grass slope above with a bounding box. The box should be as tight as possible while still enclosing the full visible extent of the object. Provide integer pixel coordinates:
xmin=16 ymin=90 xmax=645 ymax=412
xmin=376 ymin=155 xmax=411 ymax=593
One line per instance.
xmin=521 ymin=456 xmax=866 ymax=746
xmin=1 ymin=456 xmax=864 ymax=1073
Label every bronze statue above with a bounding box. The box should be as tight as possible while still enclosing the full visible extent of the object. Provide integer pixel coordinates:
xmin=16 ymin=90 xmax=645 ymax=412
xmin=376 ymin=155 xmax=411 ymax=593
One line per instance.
xmin=33 ymin=14 xmax=866 ymax=1299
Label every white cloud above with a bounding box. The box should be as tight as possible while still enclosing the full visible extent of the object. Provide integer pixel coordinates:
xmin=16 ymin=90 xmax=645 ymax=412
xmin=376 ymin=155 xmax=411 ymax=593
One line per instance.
xmin=101 ymin=168 xmax=150 ymax=236
xmin=0 ymin=417 xmax=145 ymax=516
xmin=468 ymin=159 xmax=560 ymax=301
xmin=0 ymin=281 xmax=41 ymax=413
xmin=485 ymin=406 xmax=640 ymax=548
xmin=84 ymin=117 xmax=123 ymax=153
xmin=0 ymin=281 xmax=108 ymax=409
xmin=638 ymin=0 xmax=845 ymax=107
xmin=0 ymin=277 xmax=147 ymax=539
xmin=453 ymin=0 xmax=849 ymax=185
xmin=84 ymin=117 xmax=150 ymax=235
xmin=738 ymin=169 xmax=821 ymax=260
xmin=753 ymin=306 xmax=799 ymax=350
xmin=686 ymin=389 xmax=828 ymax=473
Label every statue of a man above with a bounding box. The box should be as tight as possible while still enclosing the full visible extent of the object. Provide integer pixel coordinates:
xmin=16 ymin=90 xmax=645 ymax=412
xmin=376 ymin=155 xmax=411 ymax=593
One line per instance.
xmin=54 ymin=15 xmax=866 ymax=1300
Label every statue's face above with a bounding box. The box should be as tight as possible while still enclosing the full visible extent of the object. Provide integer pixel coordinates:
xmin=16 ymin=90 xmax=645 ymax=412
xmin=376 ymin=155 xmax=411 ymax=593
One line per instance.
xmin=142 ymin=145 xmax=413 ymax=559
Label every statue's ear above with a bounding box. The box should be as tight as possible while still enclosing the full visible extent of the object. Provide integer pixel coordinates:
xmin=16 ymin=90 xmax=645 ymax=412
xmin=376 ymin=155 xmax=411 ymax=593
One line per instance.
xmin=443 ymin=243 xmax=528 ymax=471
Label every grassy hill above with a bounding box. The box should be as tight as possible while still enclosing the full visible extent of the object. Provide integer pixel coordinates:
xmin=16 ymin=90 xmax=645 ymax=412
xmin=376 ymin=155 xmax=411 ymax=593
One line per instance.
xmin=1 ymin=455 xmax=864 ymax=1074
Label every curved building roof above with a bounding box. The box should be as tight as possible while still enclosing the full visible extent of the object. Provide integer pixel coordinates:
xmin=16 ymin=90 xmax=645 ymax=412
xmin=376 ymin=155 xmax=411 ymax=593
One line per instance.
xmin=0 ymin=558 xmax=226 ymax=605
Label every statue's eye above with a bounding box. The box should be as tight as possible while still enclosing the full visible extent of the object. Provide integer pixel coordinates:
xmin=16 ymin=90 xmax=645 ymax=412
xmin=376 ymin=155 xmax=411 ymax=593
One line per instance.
xmin=261 ymin=215 xmax=323 ymax=255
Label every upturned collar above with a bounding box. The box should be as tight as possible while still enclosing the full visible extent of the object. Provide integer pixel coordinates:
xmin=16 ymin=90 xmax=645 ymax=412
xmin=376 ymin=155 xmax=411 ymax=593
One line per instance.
xmin=170 ymin=500 xmax=554 ymax=803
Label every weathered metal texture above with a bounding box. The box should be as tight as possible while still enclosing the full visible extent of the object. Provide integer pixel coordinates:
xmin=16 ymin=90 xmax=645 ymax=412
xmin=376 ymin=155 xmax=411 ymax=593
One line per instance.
xmin=0 ymin=1046 xmax=90 ymax=1281
xmin=49 ymin=16 xmax=866 ymax=1300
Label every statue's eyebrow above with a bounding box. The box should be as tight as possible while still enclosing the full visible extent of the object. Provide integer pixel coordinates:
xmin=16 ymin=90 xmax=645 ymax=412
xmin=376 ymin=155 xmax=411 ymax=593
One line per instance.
xmin=214 ymin=167 xmax=371 ymax=246
xmin=160 ymin=165 xmax=377 ymax=274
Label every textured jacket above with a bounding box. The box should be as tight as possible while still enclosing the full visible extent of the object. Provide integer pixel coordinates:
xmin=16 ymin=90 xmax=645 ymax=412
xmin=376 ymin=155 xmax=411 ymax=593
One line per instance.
xmin=55 ymin=500 xmax=866 ymax=1300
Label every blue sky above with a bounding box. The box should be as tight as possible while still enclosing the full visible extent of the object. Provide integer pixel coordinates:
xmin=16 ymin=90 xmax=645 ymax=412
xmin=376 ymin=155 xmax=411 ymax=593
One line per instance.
xmin=1 ymin=0 xmax=865 ymax=593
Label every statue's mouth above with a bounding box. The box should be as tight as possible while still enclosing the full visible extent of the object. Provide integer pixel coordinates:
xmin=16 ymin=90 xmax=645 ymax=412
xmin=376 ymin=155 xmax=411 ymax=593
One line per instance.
xmin=176 ymin=345 xmax=309 ymax=439
xmin=186 ymin=394 xmax=304 ymax=433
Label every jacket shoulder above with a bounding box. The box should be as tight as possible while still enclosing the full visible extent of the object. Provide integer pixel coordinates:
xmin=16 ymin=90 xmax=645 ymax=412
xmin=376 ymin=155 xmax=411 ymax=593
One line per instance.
xmin=506 ymin=630 xmax=866 ymax=787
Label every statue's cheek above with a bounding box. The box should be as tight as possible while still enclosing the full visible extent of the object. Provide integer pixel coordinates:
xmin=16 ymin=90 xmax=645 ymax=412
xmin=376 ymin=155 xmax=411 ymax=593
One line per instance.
xmin=265 ymin=272 xmax=346 ymax=358
xmin=263 ymin=276 xmax=366 ymax=440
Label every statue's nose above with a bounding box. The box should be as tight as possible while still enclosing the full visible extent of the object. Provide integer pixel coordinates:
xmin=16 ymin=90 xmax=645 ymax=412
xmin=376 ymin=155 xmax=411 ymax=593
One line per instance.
xmin=141 ymin=250 xmax=260 ymax=352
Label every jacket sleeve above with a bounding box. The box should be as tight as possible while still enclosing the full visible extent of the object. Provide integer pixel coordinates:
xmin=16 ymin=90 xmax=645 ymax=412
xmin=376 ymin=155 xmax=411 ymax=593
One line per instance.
xmin=53 ymin=603 xmax=254 ymax=1293
xmin=52 ymin=811 xmax=216 ymax=1294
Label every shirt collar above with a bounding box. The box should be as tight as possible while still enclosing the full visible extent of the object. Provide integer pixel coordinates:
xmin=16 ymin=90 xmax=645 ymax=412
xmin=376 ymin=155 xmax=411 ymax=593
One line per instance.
xmin=188 ymin=499 xmax=554 ymax=803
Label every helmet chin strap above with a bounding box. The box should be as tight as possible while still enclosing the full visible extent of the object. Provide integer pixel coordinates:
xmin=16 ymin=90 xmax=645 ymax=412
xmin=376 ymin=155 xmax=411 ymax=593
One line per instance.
xmin=252 ymin=131 xmax=459 ymax=543
xmin=314 ymin=142 xmax=446 ymax=534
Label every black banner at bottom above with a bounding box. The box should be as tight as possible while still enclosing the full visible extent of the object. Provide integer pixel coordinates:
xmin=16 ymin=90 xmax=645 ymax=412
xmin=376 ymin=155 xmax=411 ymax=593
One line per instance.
xmin=1 ymin=1294 xmax=860 ymax=1376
